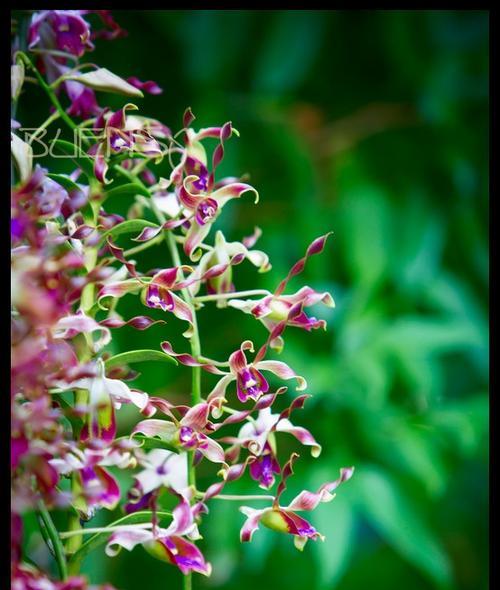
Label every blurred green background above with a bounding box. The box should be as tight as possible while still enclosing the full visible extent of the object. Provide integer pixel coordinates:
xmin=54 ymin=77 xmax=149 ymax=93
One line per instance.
xmin=18 ymin=9 xmax=489 ymax=590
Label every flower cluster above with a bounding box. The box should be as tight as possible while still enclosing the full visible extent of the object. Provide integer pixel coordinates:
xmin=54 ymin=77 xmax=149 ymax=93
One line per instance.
xmin=11 ymin=10 xmax=354 ymax=589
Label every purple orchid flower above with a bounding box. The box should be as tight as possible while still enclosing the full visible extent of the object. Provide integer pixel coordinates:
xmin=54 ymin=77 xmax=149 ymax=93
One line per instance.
xmin=49 ymin=442 xmax=136 ymax=518
xmin=106 ymin=493 xmax=211 ymax=576
xmin=176 ymin=173 xmax=258 ymax=260
xmin=187 ymin=230 xmax=271 ymax=303
xmin=89 ymin=104 xmax=162 ymax=184
xmin=132 ymin=401 xmax=225 ymax=464
xmin=160 ymin=340 xmax=306 ymax=410
xmin=219 ymin=396 xmax=321 ymax=489
xmin=229 ymin=285 xmax=334 ymax=351
xmin=240 ymin=453 xmax=354 ymax=550
xmin=29 ymin=10 xmax=94 ymax=58
xmin=141 ymin=257 xmax=247 ymax=337
xmin=57 ymin=358 xmax=151 ymax=443
xmin=144 ymin=266 xmax=196 ymax=338
xmin=133 ymin=115 xmax=259 ymax=260
xmin=228 ymin=233 xmax=335 ymax=351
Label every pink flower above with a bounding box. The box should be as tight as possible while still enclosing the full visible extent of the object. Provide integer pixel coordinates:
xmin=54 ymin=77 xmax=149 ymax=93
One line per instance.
xmin=240 ymin=453 xmax=354 ymax=550
xmin=132 ymin=401 xmax=225 ymax=464
xmin=228 ymin=234 xmax=335 ymax=351
xmin=106 ymin=493 xmax=211 ymax=576
xmin=160 ymin=340 xmax=307 ymax=407
xmin=219 ymin=396 xmax=321 ymax=489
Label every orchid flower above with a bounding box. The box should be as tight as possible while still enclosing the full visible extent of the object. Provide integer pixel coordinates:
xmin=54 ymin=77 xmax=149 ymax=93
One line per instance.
xmin=188 ymin=230 xmax=271 ymax=304
xmin=142 ymin=258 xmax=249 ymax=337
xmin=228 ymin=233 xmax=335 ymax=351
xmin=220 ymin=397 xmax=321 ymax=489
xmin=89 ymin=104 xmax=162 ymax=184
xmin=28 ymin=10 xmax=94 ymax=58
xmin=132 ymin=401 xmax=225 ymax=465
xmin=106 ymin=493 xmax=211 ymax=576
xmin=144 ymin=266 xmax=196 ymax=338
xmin=160 ymin=340 xmax=307 ymax=408
xmin=48 ymin=443 xmax=136 ymax=518
xmin=126 ymin=449 xmax=189 ymax=508
xmin=176 ymin=173 xmax=259 ymax=261
xmin=57 ymin=358 xmax=150 ymax=443
xmin=240 ymin=453 xmax=354 ymax=550
xmin=136 ymin=117 xmax=259 ymax=260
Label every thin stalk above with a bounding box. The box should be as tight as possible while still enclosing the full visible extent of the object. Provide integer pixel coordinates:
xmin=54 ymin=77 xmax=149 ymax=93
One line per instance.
xmin=17 ymin=53 xmax=79 ymax=135
xmin=67 ymin=510 xmax=172 ymax=567
xmin=204 ymin=494 xmax=274 ymax=502
xmin=37 ymin=500 xmax=68 ymax=581
xmin=104 ymin=157 xmax=201 ymax=590
xmin=16 ymin=52 xmax=91 ymax=146
xmin=123 ymin=235 xmax=163 ymax=257
xmin=194 ymin=289 xmax=271 ymax=303
xmin=29 ymin=111 xmax=61 ymax=144
xmin=60 ymin=523 xmax=153 ymax=538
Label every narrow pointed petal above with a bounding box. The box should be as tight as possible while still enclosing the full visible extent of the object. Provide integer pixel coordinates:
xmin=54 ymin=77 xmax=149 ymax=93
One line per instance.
xmin=287 ymin=467 xmax=355 ymax=511
xmin=255 ymin=360 xmax=307 ymax=391
xmin=274 ymin=232 xmax=332 ymax=296
xmin=160 ymin=342 xmax=227 ymax=375
xmin=239 ymin=507 xmax=266 ymax=542
xmin=211 ymin=182 xmax=259 ymax=207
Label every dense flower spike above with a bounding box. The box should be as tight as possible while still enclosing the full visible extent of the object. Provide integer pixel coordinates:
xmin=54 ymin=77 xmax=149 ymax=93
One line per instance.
xmin=11 ymin=10 xmax=353 ymax=589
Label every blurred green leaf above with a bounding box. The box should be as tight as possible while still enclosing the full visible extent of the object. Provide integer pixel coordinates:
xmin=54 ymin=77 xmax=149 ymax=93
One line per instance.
xmin=104 ymin=350 xmax=177 ymax=370
xmin=253 ymin=11 xmax=326 ymax=95
xmin=352 ymin=466 xmax=452 ymax=585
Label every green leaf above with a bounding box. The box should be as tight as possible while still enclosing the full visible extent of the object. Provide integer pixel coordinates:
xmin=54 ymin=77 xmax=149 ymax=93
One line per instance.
xmin=253 ymin=11 xmax=326 ymax=94
xmin=104 ymin=349 xmax=177 ymax=369
xmin=98 ymin=219 xmax=159 ymax=245
xmin=352 ymin=466 xmax=451 ymax=585
xmin=339 ymin=185 xmax=392 ymax=289
xmin=50 ymin=139 xmax=95 ymax=178
xmin=104 ymin=182 xmax=151 ymax=200
xmin=52 ymin=393 xmax=83 ymax=433
xmin=67 ymin=510 xmax=171 ymax=565
xmin=46 ymin=173 xmax=82 ymax=193
xmin=129 ymin=434 xmax=178 ymax=453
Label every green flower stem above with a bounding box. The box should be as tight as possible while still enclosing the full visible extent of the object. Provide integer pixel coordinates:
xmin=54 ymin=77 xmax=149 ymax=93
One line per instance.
xmin=67 ymin=511 xmax=172 ymax=567
xmin=17 ymin=53 xmax=80 ymax=135
xmin=60 ymin=523 xmax=153 ymax=538
xmin=28 ymin=111 xmax=61 ymax=144
xmin=123 ymin=235 xmax=164 ymax=257
xmin=68 ymin=204 xmax=101 ymax=572
xmin=101 ymin=153 xmax=201 ymax=590
xmin=197 ymin=494 xmax=274 ymax=502
xmin=147 ymin=184 xmax=199 ymax=590
xmin=36 ymin=500 xmax=68 ymax=581
xmin=194 ymin=289 xmax=271 ymax=303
